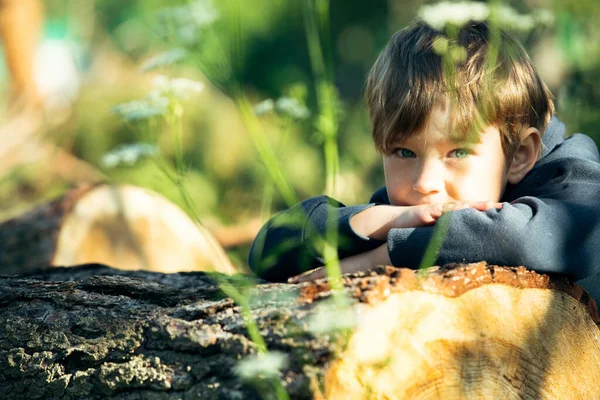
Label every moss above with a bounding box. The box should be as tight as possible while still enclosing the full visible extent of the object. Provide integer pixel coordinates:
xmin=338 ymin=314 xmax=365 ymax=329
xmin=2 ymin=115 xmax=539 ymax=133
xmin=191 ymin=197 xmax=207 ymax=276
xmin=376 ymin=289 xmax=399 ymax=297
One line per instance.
xmin=2 ymin=348 xmax=69 ymax=398
xmin=97 ymin=355 xmax=177 ymax=395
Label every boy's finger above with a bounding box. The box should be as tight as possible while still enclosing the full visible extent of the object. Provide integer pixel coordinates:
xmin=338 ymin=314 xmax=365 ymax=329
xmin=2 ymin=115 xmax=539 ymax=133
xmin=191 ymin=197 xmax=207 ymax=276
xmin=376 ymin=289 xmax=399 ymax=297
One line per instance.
xmin=469 ymin=201 xmax=504 ymax=210
xmin=428 ymin=202 xmax=465 ymax=216
xmin=288 ymin=267 xmax=326 ymax=284
xmin=401 ymin=201 xmax=504 ymax=228
xmin=425 ymin=203 xmax=443 ymax=218
xmin=432 ymin=201 xmax=504 ymax=216
xmin=392 ymin=205 xmax=439 ymax=228
xmin=446 ymin=202 xmax=470 ymax=212
xmin=421 ymin=203 xmax=446 ymax=219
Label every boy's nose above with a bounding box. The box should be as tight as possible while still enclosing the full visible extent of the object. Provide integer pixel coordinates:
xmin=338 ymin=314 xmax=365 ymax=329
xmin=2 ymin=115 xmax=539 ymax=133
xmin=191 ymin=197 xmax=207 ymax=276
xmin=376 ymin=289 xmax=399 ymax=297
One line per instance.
xmin=412 ymin=159 xmax=444 ymax=196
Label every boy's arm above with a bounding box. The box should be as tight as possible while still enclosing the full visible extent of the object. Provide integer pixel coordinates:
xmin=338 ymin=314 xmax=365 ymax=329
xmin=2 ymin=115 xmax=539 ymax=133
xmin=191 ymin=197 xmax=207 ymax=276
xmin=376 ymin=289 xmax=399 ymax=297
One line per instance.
xmin=386 ymin=198 xmax=597 ymax=280
xmin=386 ymin=139 xmax=600 ymax=281
xmin=248 ymin=196 xmax=384 ymax=282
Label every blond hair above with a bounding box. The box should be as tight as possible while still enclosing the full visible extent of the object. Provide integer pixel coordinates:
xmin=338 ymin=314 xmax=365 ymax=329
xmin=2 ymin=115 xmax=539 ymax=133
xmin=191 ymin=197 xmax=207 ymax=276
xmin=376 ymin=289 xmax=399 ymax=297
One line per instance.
xmin=366 ymin=19 xmax=554 ymax=156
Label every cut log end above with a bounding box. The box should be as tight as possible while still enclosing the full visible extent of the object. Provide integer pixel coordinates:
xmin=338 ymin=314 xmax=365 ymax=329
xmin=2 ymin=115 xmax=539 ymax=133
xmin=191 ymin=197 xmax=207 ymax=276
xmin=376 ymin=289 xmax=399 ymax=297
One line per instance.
xmin=0 ymin=184 xmax=237 ymax=275
xmin=54 ymin=184 xmax=236 ymax=274
xmin=317 ymin=263 xmax=600 ymax=400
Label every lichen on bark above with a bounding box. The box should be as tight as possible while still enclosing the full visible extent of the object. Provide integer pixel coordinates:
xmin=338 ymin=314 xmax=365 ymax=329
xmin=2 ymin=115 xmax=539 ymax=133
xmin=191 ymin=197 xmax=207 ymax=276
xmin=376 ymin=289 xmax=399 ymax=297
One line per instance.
xmin=0 ymin=264 xmax=331 ymax=399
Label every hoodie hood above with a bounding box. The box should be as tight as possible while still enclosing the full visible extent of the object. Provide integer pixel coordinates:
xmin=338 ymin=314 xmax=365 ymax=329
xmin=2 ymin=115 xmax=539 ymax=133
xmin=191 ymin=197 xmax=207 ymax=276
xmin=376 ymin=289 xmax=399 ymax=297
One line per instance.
xmin=540 ymin=116 xmax=566 ymax=159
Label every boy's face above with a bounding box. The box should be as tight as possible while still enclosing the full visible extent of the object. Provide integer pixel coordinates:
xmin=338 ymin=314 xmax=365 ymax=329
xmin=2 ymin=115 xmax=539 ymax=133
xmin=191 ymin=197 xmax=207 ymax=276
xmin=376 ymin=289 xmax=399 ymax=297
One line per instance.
xmin=384 ymin=104 xmax=510 ymax=206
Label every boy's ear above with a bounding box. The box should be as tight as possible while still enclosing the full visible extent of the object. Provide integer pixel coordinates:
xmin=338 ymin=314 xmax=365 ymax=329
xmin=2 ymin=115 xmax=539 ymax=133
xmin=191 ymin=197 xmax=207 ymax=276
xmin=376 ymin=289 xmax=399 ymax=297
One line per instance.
xmin=507 ymin=127 xmax=541 ymax=185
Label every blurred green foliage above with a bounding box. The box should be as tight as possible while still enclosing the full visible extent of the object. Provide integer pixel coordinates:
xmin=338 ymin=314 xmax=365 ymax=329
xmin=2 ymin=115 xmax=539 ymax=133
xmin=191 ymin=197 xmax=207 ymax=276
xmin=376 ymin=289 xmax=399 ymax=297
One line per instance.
xmin=1 ymin=0 xmax=600 ymax=270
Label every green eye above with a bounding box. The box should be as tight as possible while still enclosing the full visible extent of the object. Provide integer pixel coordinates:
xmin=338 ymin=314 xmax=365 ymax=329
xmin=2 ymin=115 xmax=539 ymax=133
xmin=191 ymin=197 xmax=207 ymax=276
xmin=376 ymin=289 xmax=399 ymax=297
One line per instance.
xmin=450 ymin=149 xmax=471 ymax=158
xmin=395 ymin=148 xmax=416 ymax=158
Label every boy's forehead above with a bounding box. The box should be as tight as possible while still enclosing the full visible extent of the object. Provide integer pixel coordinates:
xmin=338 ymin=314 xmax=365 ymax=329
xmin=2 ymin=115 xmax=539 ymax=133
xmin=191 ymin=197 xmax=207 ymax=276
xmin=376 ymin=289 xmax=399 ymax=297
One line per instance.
xmin=394 ymin=129 xmax=479 ymax=146
xmin=396 ymin=105 xmax=485 ymax=145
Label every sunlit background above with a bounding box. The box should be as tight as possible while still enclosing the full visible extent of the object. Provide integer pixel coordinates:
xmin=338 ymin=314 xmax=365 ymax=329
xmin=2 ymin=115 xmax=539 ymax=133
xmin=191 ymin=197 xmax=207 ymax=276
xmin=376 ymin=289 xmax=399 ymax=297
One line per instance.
xmin=0 ymin=0 xmax=599 ymax=271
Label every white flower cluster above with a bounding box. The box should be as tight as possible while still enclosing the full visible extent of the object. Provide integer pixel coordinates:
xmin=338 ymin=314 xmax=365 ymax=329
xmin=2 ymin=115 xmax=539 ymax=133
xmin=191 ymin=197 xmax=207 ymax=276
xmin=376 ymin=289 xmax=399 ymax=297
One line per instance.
xmin=112 ymin=75 xmax=204 ymax=121
xmin=420 ymin=1 xmax=488 ymax=30
xmin=111 ymin=95 xmax=169 ymax=122
xmin=253 ymin=99 xmax=274 ymax=116
xmin=151 ymin=75 xmax=205 ymax=100
xmin=419 ymin=1 xmax=554 ymax=32
xmin=235 ymin=351 xmax=288 ymax=381
xmin=275 ymin=97 xmax=311 ymax=120
xmin=101 ymin=143 xmax=158 ymax=168
xmin=159 ymin=0 xmax=219 ymax=45
xmin=188 ymin=1 xmax=219 ymax=28
xmin=496 ymin=7 xmax=555 ymax=32
xmin=253 ymin=97 xmax=311 ymax=120
xmin=308 ymin=297 xmax=357 ymax=335
xmin=141 ymin=48 xmax=188 ymax=72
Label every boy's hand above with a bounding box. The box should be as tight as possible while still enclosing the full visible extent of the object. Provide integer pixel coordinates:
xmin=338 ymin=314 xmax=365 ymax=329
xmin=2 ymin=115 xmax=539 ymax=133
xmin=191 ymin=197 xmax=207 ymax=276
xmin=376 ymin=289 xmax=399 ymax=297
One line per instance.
xmin=288 ymin=243 xmax=390 ymax=284
xmin=289 ymin=201 xmax=503 ymax=284
xmin=414 ymin=200 xmax=503 ymax=221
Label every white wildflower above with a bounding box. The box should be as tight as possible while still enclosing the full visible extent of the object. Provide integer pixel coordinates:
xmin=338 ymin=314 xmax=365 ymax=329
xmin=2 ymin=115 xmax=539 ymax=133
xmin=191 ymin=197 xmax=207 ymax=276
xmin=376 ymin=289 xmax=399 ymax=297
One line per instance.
xmin=160 ymin=0 xmax=218 ymax=28
xmin=308 ymin=297 xmax=357 ymax=335
xmin=170 ymin=78 xmax=204 ymax=97
xmin=419 ymin=1 xmax=489 ymax=30
xmin=248 ymin=286 xmax=298 ymax=309
xmin=119 ymin=147 xmax=140 ymax=165
xmin=101 ymin=143 xmax=158 ymax=168
xmin=112 ymin=76 xmax=203 ymax=122
xmin=188 ymin=0 xmax=219 ymax=28
xmin=158 ymin=0 xmax=219 ymax=45
xmin=235 ymin=351 xmax=287 ymax=380
xmin=151 ymin=75 xmax=170 ymax=91
xmin=535 ymin=10 xmax=555 ymax=28
xmin=101 ymin=153 xmax=120 ymax=169
xmin=141 ymin=48 xmax=188 ymax=72
xmin=419 ymin=2 xmax=553 ymax=33
xmin=151 ymin=75 xmax=205 ymax=100
xmin=111 ymin=96 xmax=169 ymax=122
xmin=496 ymin=6 xmax=535 ymax=32
xmin=253 ymin=99 xmax=274 ymax=116
xmin=275 ymin=97 xmax=310 ymax=120
xmin=176 ymin=25 xmax=199 ymax=45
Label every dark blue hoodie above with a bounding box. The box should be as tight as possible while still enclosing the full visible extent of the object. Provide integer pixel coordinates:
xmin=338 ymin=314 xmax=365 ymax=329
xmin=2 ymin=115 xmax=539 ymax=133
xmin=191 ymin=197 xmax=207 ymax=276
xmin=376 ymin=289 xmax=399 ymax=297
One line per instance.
xmin=249 ymin=117 xmax=600 ymax=297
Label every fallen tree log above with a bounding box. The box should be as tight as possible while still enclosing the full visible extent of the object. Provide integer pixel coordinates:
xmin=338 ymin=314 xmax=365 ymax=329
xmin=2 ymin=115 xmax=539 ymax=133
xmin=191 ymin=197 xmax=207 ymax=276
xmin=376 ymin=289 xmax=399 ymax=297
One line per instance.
xmin=1 ymin=262 xmax=599 ymax=399
xmin=0 ymin=184 xmax=236 ymax=275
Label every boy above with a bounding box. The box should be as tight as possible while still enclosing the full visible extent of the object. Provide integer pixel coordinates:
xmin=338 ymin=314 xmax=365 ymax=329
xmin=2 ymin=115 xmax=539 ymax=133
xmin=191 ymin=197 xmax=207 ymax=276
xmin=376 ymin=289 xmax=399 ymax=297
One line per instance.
xmin=248 ymin=19 xmax=600 ymax=295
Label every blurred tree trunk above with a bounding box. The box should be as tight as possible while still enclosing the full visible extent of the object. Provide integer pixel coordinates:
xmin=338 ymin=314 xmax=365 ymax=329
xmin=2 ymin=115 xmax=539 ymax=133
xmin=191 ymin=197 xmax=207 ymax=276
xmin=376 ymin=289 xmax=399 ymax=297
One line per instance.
xmin=0 ymin=0 xmax=43 ymax=109
xmin=0 ymin=0 xmax=104 ymax=187
xmin=1 ymin=262 xmax=599 ymax=399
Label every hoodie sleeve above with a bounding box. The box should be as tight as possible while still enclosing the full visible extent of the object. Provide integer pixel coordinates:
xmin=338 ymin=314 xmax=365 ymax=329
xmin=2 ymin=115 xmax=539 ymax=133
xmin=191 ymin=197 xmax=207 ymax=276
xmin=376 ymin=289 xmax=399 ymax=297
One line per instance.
xmin=386 ymin=134 xmax=600 ymax=281
xmin=248 ymin=196 xmax=385 ymax=282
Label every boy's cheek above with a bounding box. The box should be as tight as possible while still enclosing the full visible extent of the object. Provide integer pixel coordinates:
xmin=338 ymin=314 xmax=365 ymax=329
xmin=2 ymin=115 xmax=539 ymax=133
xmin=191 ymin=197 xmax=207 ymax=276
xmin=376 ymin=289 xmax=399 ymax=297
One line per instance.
xmin=384 ymin=183 xmax=408 ymax=206
xmin=450 ymin=182 xmax=504 ymax=203
xmin=383 ymin=162 xmax=411 ymax=205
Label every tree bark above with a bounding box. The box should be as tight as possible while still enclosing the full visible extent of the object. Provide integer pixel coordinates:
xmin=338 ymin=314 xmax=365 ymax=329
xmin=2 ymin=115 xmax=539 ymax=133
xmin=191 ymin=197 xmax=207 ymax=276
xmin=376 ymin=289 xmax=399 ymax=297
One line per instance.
xmin=1 ymin=262 xmax=599 ymax=399
xmin=0 ymin=184 xmax=236 ymax=275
